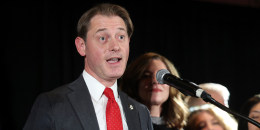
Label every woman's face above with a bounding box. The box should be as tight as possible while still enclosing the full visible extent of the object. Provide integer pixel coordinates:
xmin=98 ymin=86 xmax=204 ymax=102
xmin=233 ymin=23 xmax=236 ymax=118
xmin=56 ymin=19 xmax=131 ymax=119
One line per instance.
xmin=194 ymin=111 xmax=224 ymax=130
xmin=248 ymin=102 xmax=260 ymax=130
xmin=138 ymin=59 xmax=170 ymax=107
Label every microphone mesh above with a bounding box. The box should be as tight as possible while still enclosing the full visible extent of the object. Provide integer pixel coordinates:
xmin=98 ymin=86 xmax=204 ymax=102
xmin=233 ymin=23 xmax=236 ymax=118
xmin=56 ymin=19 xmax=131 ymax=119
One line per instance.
xmin=156 ymin=69 xmax=170 ymax=84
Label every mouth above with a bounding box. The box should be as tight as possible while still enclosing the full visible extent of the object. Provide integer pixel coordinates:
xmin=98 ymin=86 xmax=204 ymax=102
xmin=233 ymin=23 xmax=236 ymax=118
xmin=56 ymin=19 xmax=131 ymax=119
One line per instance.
xmin=106 ymin=57 xmax=122 ymax=63
xmin=151 ymin=88 xmax=162 ymax=92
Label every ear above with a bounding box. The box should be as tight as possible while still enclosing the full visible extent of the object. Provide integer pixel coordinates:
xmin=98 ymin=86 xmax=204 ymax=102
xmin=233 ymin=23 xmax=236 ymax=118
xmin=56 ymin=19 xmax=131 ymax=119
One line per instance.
xmin=75 ymin=37 xmax=86 ymax=56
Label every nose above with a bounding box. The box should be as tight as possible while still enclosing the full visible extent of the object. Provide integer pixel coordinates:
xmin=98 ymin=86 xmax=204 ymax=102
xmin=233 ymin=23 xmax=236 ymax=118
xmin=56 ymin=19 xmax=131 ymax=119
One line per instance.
xmin=109 ymin=39 xmax=120 ymax=52
xmin=206 ymin=123 xmax=214 ymax=130
xmin=152 ymin=75 xmax=158 ymax=84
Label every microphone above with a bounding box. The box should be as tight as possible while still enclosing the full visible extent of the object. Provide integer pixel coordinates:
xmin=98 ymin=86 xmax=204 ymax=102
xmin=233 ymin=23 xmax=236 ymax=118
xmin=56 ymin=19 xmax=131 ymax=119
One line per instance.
xmin=156 ymin=69 xmax=260 ymax=128
xmin=156 ymin=69 xmax=210 ymax=100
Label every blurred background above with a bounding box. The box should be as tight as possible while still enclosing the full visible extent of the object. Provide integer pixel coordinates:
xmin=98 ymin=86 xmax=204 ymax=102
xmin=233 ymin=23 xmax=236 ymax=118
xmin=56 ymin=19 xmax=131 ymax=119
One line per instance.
xmin=3 ymin=0 xmax=260 ymax=129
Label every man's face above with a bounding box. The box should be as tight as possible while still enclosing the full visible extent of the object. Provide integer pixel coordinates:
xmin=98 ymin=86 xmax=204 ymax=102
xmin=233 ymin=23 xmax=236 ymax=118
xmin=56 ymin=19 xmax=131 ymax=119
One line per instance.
xmin=83 ymin=15 xmax=130 ymax=86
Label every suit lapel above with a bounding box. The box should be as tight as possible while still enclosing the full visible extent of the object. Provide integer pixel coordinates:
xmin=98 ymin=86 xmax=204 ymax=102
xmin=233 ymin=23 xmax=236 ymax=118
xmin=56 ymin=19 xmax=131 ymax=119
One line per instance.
xmin=67 ymin=76 xmax=99 ymax=130
xmin=119 ymin=91 xmax=142 ymax=130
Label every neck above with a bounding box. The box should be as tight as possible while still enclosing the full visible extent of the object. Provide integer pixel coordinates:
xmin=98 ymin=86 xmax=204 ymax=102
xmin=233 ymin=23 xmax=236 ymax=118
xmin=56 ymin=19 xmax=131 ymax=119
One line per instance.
xmin=148 ymin=104 xmax=162 ymax=117
xmin=84 ymin=69 xmax=116 ymax=87
xmin=99 ymin=79 xmax=116 ymax=87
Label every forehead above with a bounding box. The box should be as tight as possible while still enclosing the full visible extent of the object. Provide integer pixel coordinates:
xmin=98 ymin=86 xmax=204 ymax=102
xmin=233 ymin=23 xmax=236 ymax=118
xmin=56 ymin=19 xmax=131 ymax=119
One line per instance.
xmin=147 ymin=59 xmax=167 ymax=71
xmin=250 ymin=102 xmax=260 ymax=112
xmin=196 ymin=111 xmax=214 ymax=121
xmin=89 ymin=15 xmax=126 ymax=31
xmin=206 ymin=90 xmax=224 ymax=102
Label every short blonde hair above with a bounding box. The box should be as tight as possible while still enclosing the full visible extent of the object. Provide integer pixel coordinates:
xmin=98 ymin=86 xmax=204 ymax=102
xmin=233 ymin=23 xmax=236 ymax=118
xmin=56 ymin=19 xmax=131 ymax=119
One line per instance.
xmin=199 ymin=83 xmax=230 ymax=107
xmin=185 ymin=82 xmax=230 ymax=108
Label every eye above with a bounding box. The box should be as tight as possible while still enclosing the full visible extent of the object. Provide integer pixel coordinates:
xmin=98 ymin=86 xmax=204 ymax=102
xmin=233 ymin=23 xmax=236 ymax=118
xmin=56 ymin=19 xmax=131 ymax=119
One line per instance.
xmin=118 ymin=35 xmax=125 ymax=40
xmin=99 ymin=37 xmax=105 ymax=41
xmin=250 ymin=115 xmax=260 ymax=120
xmin=212 ymin=120 xmax=221 ymax=125
xmin=142 ymin=72 xmax=152 ymax=79
xmin=198 ymin=122 xmax=206 ymax=129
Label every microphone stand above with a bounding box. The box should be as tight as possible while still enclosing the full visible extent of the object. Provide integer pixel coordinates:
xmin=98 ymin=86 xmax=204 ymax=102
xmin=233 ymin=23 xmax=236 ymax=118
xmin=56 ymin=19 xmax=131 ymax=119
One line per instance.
xmin=201 ymin=92 xmax=260 ymax=128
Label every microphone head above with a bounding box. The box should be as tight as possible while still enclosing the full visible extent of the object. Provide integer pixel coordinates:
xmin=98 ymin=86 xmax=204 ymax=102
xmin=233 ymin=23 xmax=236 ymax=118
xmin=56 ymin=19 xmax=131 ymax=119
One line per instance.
xmin=156 ymin=69 xmax=170 ymax=84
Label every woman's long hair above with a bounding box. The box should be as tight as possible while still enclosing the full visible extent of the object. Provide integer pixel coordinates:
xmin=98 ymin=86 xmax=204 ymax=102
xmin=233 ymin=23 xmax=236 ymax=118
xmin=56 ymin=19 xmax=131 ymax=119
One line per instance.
xmin=120 ymin=52 xmax=188 ymax=128
xmin=238 ymin=94 xmax=260 ymax=130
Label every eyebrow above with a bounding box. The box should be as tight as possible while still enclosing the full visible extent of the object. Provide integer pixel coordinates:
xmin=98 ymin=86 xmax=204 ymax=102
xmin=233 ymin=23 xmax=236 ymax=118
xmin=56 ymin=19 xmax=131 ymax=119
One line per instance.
xmin=95 ymin=27 xmax=126 ymax=34
xmin=96 ymin=28 xmax=106 ymax=34
xmin=143 ymin=70 xmax=152 ymax=74
xmin=118 ymin=27 xmax=126 ymax=31
xmin=251 ymin=110 xmax=260 ymax=113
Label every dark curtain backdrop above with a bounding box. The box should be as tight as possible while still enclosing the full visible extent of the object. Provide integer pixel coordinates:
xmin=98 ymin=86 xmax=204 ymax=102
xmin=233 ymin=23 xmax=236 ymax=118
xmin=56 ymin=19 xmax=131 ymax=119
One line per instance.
xmin=3 ymin=0 xmax=260 ymax=129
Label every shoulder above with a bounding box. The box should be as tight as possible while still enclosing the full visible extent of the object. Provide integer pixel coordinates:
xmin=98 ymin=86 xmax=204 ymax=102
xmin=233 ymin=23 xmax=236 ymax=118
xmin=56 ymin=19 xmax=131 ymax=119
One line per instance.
xmin=37 ymin=75 xmax=85 ymax=103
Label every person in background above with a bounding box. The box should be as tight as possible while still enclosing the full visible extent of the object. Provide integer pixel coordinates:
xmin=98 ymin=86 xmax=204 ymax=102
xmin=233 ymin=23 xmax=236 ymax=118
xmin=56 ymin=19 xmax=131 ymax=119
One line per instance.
xmin=238 ymin=94 xmax=260 ymax=130
xmin=185 ymin=83 xmax=230 ymax=108
xmin=23 ymin=3 xmax=153 ymax=130
xmin=120 ymin=52 xmax=188 ymax=130
xmin=185 ymin=104 xmax=238 ymax=130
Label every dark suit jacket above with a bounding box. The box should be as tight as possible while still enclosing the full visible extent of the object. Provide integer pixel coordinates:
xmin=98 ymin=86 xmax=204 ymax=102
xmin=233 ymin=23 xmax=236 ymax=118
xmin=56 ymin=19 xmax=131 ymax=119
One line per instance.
xmin=23 ymin=75 xmax=153 ymax=130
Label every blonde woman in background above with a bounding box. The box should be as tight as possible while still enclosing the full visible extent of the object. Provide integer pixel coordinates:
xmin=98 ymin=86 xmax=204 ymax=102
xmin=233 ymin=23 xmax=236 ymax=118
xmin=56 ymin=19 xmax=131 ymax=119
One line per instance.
xmin=185 ymin=104 xmax=238 ymax=130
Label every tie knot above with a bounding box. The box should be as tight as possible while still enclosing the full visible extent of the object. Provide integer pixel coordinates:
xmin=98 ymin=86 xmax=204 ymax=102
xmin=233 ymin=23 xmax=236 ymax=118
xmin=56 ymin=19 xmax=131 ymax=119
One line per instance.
xmin=104 ymin=88 xmax=115 ymax=99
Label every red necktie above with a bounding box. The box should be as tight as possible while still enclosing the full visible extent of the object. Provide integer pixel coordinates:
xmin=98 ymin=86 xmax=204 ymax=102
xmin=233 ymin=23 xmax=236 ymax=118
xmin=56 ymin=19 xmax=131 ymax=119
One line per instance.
xmin=103 ymin=88 xmax=123 ymax=130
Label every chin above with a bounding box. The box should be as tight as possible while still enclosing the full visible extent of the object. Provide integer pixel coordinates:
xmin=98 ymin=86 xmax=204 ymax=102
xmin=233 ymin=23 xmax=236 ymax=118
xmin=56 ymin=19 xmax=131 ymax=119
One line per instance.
xmin=111 ymin=68 xmax=124 ymax=75
xmin=109 ymin=72 xmax=123 ymax=79
xmin=150 ymin=99 xmax=163 ymax=105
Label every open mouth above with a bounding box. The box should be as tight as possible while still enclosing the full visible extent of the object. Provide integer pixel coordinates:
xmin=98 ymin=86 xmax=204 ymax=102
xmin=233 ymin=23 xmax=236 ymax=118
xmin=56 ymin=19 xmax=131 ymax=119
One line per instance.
xmin=107 ymin=57 xmax=122 ymax=63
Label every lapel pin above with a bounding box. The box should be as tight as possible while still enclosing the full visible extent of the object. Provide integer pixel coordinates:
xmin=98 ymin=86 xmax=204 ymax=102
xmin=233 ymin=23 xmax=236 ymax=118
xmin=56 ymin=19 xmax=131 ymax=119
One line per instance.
xmin=129 ymin=104 xmax=134 ymax=110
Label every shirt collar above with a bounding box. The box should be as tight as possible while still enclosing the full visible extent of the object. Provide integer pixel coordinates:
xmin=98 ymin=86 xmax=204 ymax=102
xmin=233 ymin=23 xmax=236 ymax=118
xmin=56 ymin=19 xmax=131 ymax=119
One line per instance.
xmin=82 ymin=70 xmax=119 ymax=101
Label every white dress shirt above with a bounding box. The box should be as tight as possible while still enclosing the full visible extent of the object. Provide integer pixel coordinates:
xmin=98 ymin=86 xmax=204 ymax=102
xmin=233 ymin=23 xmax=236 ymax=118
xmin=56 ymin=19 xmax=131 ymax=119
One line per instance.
xmin=82 ymin=70 xmax=128 ymax=130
